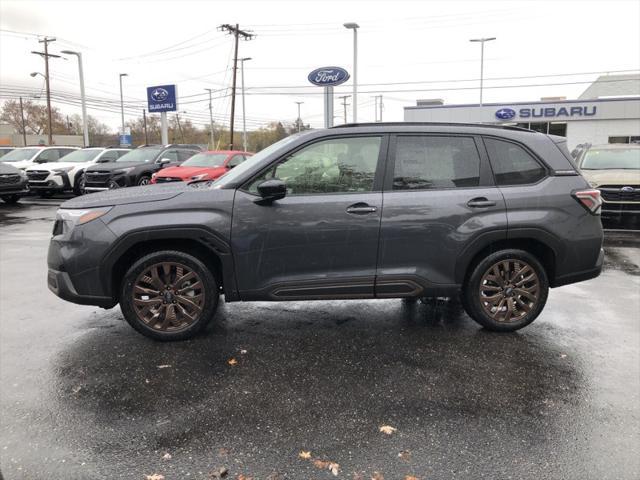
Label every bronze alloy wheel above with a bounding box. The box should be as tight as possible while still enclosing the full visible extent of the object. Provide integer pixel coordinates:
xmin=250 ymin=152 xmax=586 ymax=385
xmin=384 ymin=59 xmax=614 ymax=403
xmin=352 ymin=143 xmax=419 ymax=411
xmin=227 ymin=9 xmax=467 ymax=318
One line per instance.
xmin=479 ymin=259 xmax=540 ymax=323
xmin=132 ymin=261 xmax=205 ymax=332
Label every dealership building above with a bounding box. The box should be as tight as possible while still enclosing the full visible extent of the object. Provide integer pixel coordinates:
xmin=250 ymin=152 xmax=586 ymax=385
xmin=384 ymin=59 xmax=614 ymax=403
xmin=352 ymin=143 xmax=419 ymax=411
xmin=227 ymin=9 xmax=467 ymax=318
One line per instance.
xmin=404 ymin=74 xmax=640 ymax=150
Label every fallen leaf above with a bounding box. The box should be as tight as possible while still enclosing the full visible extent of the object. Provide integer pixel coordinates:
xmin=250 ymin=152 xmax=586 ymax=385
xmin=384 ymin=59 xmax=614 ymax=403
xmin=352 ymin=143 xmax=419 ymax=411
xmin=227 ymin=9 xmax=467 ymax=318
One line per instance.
xmin=162 ymin=453 xmax=172 ymax=460
xmin=265 ymin=473 xmax=282 ymax=480
xmin=240 ymin=349 xmax=248 ymax=355
xmin=227 ymin=358 xmax=238 ymax=366
xmin=218 ymin=447 xmax=230 ymax=456
xmin=405 ymin=476 xmax=419 ymax=480
xmin=352 ymin=474 xmax=365 ymax=480
xmin=398 ymin=450 xmax=412 ymax=461
xmin=328 ymin=462 xmax=340 ymax=476
xmin=313 ymin=460 xmax=330 ymax=469
xmin=157 ymin=365 xmax=171 ymax=369
xmin=371 ymin=473 xmax=384 ymax=480
xmin=298 ymin=450 xmax=312 ymax=459
xmin=560 ymin=354 xmax=567 ymax=358
xmin=208 ymin=467 xmax=228 ymax=479
xmin=379 ymin=425 xmax=397 ymax=435
xmin=145 ymin=474 xmax=165 ymax=480
xmin=236 ymin=475 xmax=253 ymax=480
xmin=71 ymin=386 xmax=82 ymax=394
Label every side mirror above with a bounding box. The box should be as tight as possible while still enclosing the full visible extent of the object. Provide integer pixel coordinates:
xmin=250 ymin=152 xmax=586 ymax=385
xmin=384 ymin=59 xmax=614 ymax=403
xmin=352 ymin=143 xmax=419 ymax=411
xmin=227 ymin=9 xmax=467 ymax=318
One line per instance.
xmin=255 ymin=179 xmax=286 ymax=204
xmin=157 ymin=158 xmax=171 ymax=164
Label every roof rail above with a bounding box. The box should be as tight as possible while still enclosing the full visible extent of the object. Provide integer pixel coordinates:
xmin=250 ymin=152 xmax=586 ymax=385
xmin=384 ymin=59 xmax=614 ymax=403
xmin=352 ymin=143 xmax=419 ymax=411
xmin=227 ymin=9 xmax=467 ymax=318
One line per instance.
xmin=330 ymin=122 xmax=534 ymax=133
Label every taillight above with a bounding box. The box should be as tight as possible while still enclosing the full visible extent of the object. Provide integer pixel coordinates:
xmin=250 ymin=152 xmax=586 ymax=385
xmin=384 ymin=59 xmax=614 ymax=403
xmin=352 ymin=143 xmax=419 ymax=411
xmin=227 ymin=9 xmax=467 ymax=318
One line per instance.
xmin=573 ymin=189 xmax=602 ymax=215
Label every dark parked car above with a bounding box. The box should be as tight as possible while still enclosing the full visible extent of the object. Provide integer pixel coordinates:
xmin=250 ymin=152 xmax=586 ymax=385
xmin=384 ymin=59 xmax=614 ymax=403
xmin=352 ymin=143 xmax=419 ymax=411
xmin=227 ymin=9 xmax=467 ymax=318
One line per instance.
xmin=0 ymin=161 xmax=29 ymax=204
xmin=48 ymin=123 xmax=604 ymax=341
xmin=83 ymin=144 xmax=202 ymax=192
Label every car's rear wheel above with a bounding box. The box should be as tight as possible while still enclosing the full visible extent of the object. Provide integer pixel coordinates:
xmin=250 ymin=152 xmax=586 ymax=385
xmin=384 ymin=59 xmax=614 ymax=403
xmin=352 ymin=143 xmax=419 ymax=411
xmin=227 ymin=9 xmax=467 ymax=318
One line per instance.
xmin=120 ymin=250 xmax=219 ymax=341
xmin=138 ymin=175 xmax=151 ymax=186
xmin=1 ymin=194 xmax=20 ymax=204
xmin=74 ymin=173 xmax=86 ymax=195
xmin=462 ymin=249 xmax=548 ymax=332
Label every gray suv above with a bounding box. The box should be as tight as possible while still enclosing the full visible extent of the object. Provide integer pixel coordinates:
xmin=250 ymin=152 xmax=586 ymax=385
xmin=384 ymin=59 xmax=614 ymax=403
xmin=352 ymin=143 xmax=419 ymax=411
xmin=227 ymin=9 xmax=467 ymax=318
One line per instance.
xmin=47 ymin=123 xmax=604 ymax=341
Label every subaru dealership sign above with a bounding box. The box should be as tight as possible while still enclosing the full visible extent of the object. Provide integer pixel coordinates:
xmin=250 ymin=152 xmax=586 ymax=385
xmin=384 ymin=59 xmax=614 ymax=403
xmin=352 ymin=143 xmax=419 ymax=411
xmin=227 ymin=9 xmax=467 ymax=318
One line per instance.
xmin=147 ymin=85 xmax=177 ymax=113
xmin=307 ymin=67 xmax=350 ymax=87
xmin=496 ymin=105 xmax=597 ymax=120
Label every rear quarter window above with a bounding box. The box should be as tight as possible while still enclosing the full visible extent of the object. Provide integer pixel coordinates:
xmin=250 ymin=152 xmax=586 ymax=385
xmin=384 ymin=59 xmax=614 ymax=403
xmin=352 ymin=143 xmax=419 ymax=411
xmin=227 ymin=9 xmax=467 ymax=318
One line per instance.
xmin=484 ymin=138 xmax=546 ymax=186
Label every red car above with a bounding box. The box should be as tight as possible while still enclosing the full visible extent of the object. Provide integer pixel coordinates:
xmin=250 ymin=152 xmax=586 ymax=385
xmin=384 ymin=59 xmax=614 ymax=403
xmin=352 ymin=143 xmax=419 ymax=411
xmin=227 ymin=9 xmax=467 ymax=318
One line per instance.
xmin=151 ymin=150 xmax=252 ymax=184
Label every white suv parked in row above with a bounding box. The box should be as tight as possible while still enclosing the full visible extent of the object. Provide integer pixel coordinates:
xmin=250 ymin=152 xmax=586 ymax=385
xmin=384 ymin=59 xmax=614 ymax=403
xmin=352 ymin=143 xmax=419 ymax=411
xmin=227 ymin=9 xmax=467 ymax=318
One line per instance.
xmin=0 ymin=146 xmax=78 ymax=170
xmin=26 ymin=147 xmax=130 ymax=196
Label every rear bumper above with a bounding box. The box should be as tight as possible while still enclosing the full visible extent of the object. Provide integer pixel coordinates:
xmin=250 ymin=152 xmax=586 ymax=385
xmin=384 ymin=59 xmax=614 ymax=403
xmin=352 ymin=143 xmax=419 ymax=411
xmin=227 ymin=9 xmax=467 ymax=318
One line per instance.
xmin=47 ymin=268 xmax=116 ymax=308
xmin=551 ymin=248 xmax=604 ymax=287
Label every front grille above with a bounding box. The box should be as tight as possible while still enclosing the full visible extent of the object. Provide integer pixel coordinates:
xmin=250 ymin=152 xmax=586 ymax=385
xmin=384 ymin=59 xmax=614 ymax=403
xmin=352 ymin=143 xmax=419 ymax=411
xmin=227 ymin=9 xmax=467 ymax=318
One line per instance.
xmin=0 ymin=174 xmax=20 ymax=185
xmin=85 ymin=171 xmax=112 ymax=184
xmin=27 ymin=170 xmax=50 ymax=181
xmin=599 ymin=185 xmax=640 ymax=202
xmin=155 ymin=177 xmax=183 ymax=183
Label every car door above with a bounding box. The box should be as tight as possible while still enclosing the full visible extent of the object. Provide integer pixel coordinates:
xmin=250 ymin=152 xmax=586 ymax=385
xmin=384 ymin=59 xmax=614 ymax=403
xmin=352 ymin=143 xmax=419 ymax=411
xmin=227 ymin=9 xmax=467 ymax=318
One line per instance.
xmin=231 ymin=135 xmax=388 ymax=300
xmin=376 ymin=134 xmax=507 ymax=297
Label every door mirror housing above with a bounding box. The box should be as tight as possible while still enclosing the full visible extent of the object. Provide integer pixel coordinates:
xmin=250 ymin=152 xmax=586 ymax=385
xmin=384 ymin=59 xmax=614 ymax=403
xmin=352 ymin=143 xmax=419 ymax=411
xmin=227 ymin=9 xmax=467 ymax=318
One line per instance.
xmin=255 ymin=179 xmax=286 ymax=204
xmin=157 ymin=158 xmax=172 ymax=164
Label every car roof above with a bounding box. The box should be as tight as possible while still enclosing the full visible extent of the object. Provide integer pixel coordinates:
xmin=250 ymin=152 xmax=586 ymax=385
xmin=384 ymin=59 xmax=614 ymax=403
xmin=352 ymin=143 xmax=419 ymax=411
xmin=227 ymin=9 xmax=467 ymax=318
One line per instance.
xmin=203 ymin=150 xmax=250 ymax=154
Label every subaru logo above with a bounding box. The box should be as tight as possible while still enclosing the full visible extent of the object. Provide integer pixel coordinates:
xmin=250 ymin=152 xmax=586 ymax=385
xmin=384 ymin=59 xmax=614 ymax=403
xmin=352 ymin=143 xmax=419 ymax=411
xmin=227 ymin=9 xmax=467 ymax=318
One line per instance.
xmin=621 ymin=186 xmax=634 ymax=193
xmin=307 ymin=67 xmax=350 ymax=87
xmin=495 ymin=108 xmax=516 ymax=120
xmin=151 ymin=88 xmax=169 ymax=102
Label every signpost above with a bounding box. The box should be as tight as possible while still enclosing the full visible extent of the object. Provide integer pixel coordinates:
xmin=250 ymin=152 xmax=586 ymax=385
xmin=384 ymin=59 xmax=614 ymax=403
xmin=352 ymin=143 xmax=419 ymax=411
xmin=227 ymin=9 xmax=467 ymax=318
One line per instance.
xmin=119 ymin=127 xmax=132 ymax=147
xmin=146 ymin=84 xmax=177 ymax=145
xmin=307 ymin=67 xmax=350 ymax=128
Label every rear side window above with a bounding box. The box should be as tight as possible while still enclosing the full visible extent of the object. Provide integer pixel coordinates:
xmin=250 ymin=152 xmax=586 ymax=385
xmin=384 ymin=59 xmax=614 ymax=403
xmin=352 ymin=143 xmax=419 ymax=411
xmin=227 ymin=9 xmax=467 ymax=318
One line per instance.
xmin=392 ymin=136 xmax=480 ymax=190
xmin=37 ymin=149 xmax=60 ymax=162
xmin=484 ymin=138 xmax=546 ymax=186
xmin=99 ymin=151 xmax=119 ymax=162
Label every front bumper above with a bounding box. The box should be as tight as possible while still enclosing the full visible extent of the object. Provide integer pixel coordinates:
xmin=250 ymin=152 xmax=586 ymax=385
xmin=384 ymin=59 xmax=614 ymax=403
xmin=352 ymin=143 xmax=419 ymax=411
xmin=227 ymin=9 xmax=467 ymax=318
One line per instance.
xmin=47 ymin=268 xmax=116 ymax=308
xmin=0 ymin=184 xmax=29 ymax=196
xmin=28 ymin=172 xmax=70 ymax=191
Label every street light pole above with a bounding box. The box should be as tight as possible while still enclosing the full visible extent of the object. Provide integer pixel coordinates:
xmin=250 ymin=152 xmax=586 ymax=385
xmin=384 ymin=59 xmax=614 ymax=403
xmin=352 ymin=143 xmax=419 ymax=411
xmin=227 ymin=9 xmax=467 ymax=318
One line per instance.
xmin=205 ymin=88 xmax=215 ymax=149
xmin=119 ymin=73 xmax=128 ymax=139
xmin=61 ymin=50 xmax=88 ymax=146
xmin=239 ymin=57 xmax=251 ymax=152
xmin=295 ymin=101 xmax=304 ymax=132
xmin=343 ymin=23 xmax=359 ymax=123
xmin=469 ymin=37 xmax=496 ymax=107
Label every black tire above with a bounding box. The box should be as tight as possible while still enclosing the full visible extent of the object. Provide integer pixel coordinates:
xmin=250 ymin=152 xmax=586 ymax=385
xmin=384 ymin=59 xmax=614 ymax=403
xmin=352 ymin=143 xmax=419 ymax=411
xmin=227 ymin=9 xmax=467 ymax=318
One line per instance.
xmin=73 ymin=173 xmax=86 ymax=195
xmin=38 ymin=191 xmax=53 ymax=198
xmin=120 ymin=250 xmax=219 ymax=341
xmin=462 ymin=249 xmax=549 ymax=332
xmin=1 ymin=194 xmax=20 ymax=204
xmin=137 ymin=175 xmax=151 ymax=186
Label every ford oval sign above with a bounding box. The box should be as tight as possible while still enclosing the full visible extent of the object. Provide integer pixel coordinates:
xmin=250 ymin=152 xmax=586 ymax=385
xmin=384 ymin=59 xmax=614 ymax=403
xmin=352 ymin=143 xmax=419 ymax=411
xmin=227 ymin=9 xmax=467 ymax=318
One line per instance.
xmin=151 ymin=88 xmax=169 ymax=102
xmin=495 ymin=108 xmax=516 ymax=120
xmin=308 ymin=67 xmax=350 ymax=87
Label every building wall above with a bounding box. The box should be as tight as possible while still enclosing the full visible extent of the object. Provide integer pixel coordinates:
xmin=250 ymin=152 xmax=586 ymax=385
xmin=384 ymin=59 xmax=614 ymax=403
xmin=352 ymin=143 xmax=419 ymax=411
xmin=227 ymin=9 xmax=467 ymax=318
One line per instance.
xmin=0 ymin=133 xmax=84 ymax=147
xmin=566 ymin=119 xmax=640 ymax=149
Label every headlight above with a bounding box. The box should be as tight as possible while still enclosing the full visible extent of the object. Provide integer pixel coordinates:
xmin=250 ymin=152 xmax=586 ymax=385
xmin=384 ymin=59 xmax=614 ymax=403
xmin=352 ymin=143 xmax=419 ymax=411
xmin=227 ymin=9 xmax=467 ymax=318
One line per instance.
xmin=18 ymin=170 xmax=27 ymax=179
xmin=53 ymin=166 xmax=73 ymax=174
xmin=57 ymin=207 xmax=112 ymax=227
xmin=191 ymin=173 xmax=209 ymax=181
xmin=113 ymin=167 xmax=135 ymax=175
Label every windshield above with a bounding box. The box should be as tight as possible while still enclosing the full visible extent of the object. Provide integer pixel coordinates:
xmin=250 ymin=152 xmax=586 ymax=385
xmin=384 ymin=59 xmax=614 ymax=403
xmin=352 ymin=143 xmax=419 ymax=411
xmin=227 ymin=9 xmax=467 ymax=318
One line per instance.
xmin=213 ymin=134 xmax=304 ymax=187
xmin=182 ymin=152 xmax=228 ymax=167
xmin=1 ymin=148 xmax=40 ymax=162
xmin=116 ymin=147 xmax=162 ymax=163
xmin=58 ymin=149 xmax=103 ymax=163
xmin=581 ymin=148 xmax=640 ymax=170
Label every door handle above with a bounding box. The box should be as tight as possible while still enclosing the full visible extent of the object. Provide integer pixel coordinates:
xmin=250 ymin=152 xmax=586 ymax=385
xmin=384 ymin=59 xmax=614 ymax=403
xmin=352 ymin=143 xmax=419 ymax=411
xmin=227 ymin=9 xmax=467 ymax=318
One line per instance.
xmin=467 ymin=197 xmax=497 ymax=208
xmin=346 ymin=202 xmax=378 ymax=215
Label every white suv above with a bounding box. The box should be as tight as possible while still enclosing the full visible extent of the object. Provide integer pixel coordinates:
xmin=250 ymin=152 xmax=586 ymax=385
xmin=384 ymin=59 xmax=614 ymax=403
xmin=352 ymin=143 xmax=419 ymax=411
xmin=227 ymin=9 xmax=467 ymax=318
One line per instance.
xmin=0 ymin=146 xmax=78 ymax=170
xmin=26 ymin=147 xmax=130 ymax=196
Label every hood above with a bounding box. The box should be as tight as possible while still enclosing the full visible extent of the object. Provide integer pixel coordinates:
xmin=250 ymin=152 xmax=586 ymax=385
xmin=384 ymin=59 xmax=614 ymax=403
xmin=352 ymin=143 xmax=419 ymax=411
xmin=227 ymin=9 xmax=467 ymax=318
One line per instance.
xmin=7 ymin=159 xmax=34 ymax=170
xmin=581 ymin=169 xmax=640 ymax=187
xmin=61 ymin=182 xmax=189 ymax=209
xmin=157 ymin=165 xmax=226 ymax=179
xmin=85 ymin=161 xmax=146 ymax=172
xmin=26 ymin=161 xmax=84 ymax=171
xmin=0 ymin=162 xmax=22 ymax=174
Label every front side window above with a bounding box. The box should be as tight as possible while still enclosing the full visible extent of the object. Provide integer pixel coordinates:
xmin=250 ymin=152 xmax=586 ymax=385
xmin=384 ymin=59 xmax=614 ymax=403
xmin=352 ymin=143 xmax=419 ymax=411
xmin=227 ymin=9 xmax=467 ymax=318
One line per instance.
xmin=392 ymin=136 xmax=480 ymax=190
xmin=35 ymin=149 xmax=60 ymax=162
xmin=484 ymin=138 xmax=546 ymax=186
xmin=246 ymin=136 xmax=382 ymax=195
xmin=116 ymin=147 xmax=162 ymax=163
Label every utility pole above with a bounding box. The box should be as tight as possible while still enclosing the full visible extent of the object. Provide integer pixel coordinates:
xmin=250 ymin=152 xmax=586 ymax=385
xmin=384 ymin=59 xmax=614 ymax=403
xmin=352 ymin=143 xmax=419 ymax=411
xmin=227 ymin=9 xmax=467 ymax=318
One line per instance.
xmin=205 ymin=88 xmax=215 ymax=149
xmin=294 ymin=101 xmax=304 ymax=132
xmin=339 ymin=95 xmax=351 ymax=124
xmin=239 ymin=57 xmax=251 ymax=152
xmin=219 ymin=24 xmax=254 ymax=149
xmin=19 ymin=97 xmax=27 ymax=146
xmin=142 ymin=109 xmax=149 ymax=145
xmin=31 ymin=37 xmax=59 ymax=145
xmin=118 ymin=73 xmax=128 ymax=142
xmin=372 ymin=95 xmax=383 ymax=122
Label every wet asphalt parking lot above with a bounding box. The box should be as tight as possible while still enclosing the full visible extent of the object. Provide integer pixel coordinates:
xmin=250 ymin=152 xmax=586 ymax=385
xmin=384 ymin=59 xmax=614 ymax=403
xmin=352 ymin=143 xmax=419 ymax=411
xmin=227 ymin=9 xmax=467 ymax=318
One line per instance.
xmin=0 ymin=196 xmax=639 ymax=480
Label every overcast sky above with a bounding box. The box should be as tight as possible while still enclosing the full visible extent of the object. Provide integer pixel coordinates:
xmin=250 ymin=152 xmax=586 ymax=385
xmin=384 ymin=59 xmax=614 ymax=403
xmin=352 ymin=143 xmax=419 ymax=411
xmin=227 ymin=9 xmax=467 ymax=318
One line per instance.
xmin=1 ymin=0 xmax=639 ymax=132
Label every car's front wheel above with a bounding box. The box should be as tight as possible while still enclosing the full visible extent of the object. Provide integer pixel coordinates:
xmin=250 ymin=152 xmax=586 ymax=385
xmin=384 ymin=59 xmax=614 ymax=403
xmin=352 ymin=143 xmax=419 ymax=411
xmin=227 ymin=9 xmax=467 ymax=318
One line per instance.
xmin=137 ymin=175 xmax=151 ymax=186
xmin=462 ymin=249 xmax=548 ymax=332
xmin=74 ymin=173 xmax=86 ymax=195
xmin=120 ymin=250 xmax=219 ymax=341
